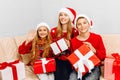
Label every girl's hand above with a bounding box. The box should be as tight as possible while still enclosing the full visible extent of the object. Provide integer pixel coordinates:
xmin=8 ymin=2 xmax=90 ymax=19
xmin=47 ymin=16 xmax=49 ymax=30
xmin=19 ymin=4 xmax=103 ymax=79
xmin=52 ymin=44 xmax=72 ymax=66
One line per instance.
xmin=83 ymin=42 xmax=96 ymax=53
xmin=25 ymin=29 xmax=36 ymax=45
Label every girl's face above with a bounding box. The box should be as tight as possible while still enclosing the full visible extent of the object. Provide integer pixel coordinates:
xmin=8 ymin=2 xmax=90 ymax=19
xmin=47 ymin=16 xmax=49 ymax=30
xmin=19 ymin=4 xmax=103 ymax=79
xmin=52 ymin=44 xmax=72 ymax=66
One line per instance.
xmin=76 ymin=18 xmax=90 ymax=34
xmin=59 ymin=12 xmax=70 ymax=25
xmin=37 ymin=26 xmax=48 ymax=38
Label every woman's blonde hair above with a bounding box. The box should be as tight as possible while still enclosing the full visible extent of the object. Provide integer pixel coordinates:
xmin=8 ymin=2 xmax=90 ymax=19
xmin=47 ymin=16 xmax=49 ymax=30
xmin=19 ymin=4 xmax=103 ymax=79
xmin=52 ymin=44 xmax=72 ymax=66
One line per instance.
xmin=56 ymin=19 xmax=73 ymax=40
xmin=30 ymin=28 xmax=52 ymax=64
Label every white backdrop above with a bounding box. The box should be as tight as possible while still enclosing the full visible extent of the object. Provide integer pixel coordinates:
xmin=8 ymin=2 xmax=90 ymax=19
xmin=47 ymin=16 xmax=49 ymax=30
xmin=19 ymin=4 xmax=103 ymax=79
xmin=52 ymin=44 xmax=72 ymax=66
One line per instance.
xmin=0 ymin=0 xmax=120 ymax=37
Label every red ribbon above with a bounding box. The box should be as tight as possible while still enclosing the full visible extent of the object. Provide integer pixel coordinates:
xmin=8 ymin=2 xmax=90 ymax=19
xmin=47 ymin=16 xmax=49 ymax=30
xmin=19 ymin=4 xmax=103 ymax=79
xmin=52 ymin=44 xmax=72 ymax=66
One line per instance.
xmin=56 ymin=41 xmax=62 ymax=53
xmin=112 ymin=53 xmax=120 ymax=60
xmin=0 ymin=60 xmax=19 ymax=80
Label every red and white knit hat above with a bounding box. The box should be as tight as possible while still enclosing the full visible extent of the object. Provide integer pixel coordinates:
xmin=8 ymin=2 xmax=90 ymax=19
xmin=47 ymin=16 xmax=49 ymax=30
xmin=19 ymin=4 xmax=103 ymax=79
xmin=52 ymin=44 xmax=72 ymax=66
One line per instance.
xmin=58 ymin=7 xmax=76 ymax=24
xmin=36 ymin=22 xmax=50 ymax=30
xmin=74 ymin=14 xmax=93 ymax=28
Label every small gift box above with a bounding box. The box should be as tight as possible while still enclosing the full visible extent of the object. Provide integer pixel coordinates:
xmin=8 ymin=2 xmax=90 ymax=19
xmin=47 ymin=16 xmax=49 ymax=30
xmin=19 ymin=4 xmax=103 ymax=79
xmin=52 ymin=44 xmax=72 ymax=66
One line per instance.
xmin=104 ymin=53 xmax=120 ymax=80
xmin=67 ymin=44 xmax=100 ymax=79
xmin=104 ymin=57 xmax=115 ymax=80
xmin=33 ymin=58 xmax=56 ymax=74
xmin=0 ymin=60 xmax=25 ymax=80
xmin=50 ymin=38 xmax=68 ymax=55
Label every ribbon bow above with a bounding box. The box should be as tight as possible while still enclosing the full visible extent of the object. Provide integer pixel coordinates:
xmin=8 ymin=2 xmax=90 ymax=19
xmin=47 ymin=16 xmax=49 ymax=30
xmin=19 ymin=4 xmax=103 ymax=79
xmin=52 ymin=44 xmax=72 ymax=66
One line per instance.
xmin=0 ymin=60 xmax=19 ymax=80
xmin=73 ymin=47 xmax=94 ymax=79
xmin=0 ymin=60 xmax=19 ymax=69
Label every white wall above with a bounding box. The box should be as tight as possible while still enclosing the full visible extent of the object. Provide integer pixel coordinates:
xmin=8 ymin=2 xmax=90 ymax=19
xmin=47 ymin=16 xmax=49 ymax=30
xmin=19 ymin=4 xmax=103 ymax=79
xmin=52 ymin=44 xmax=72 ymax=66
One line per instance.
xmin=0 ymin=0 xmax=120 ymax=37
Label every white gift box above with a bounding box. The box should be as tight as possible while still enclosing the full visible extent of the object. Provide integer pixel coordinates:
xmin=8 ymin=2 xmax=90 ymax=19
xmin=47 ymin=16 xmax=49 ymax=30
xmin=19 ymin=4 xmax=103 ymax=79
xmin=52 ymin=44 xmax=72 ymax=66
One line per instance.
xmin=0 ymin=60 xmax=25 ymax=80
xmin=50 ymin=38 xmax=68 ymax=55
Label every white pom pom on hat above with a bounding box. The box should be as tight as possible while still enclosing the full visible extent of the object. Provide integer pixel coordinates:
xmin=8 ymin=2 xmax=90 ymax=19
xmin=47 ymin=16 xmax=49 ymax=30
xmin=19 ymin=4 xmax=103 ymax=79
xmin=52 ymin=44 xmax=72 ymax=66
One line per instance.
xmin=36 ymin=22 xmax=50 ymax=30
xmin=74 ymin=14 xmax=93 ymax=28
xmin=58 ymin=7 xmax=76 ymax=24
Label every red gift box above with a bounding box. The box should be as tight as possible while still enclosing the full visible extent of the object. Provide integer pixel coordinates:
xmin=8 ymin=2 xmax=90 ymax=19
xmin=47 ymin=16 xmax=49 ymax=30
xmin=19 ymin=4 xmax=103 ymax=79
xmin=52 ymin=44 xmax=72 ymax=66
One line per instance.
xmin=50 ymin=38 xmax=68 ymax=55
xmin=67 ymin=44 xmax=100 ymax=79
xmin=33 ymin=58 xmax=56 ymax=74
xmin=104 ymin=53 xmax=120 ymax=80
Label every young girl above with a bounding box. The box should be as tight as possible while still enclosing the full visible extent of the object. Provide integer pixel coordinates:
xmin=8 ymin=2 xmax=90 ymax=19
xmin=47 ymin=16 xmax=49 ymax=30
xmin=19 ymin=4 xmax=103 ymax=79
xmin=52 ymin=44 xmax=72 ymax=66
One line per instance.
xmin=51 ymin=7 xmax=78 ymax=80
xmin=70 ymin=14 xmax=106 ymax=80
xmin=18 ymin=22 xmax=54 ymax=80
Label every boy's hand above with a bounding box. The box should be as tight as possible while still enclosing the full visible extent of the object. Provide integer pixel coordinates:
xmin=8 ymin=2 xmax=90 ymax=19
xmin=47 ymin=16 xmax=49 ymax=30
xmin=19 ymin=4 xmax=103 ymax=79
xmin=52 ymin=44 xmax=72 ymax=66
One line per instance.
xmin=83 ymin=42 xmax=96 ymax=53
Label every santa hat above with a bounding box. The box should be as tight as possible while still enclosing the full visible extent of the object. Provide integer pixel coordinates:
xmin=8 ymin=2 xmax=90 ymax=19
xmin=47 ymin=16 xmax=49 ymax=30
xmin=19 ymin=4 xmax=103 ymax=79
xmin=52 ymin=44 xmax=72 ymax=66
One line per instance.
xmin=36 ymin=22 xmax=50 ymax=30
xmin=74 ymin=14 xmax=93 ymax=28
xmin=58 ymin=7 xmax=76 ymax=24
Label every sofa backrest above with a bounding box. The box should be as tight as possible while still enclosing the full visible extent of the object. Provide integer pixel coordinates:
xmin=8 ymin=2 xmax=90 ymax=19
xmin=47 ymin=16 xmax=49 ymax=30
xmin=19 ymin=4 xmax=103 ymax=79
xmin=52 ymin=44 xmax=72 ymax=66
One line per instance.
xmin=101 ymin=34 xmax=120 ymax=54
xmin=0 ymin=37 xmax=19 ymax=62
xmin=0 ymin=34 xmax=120 ymax=63
xmin=14 ymin=35 xmax=27 ymax=47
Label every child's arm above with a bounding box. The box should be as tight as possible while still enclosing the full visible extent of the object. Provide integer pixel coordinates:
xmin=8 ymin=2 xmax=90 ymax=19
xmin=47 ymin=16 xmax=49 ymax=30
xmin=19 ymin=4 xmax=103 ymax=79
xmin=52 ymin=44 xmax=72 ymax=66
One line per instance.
xmin=18 ymin=41 xmax=32 ymax=54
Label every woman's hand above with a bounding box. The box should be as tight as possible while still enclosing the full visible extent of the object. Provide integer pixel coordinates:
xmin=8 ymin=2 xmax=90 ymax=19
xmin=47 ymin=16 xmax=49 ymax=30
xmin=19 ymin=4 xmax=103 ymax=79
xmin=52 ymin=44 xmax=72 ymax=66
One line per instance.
xmin=64 ymin=39 xmax=70 ymax=47
xmin=83 ymin=42 xmax=96 ymax=53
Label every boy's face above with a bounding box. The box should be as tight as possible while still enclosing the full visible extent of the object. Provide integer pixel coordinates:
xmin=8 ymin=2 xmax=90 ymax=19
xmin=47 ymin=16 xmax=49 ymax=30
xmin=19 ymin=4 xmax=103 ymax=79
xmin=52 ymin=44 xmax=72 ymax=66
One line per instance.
xmin=76 ymin=18 xmax=90 ymax=33
xmin=37 ymin=26 xmax=48 ymax=38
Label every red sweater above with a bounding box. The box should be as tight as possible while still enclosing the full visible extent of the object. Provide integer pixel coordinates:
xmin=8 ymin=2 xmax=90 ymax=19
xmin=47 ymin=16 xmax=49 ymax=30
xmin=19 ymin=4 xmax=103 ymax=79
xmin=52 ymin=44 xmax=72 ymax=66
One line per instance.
xmin=70 ymin=32 xmax=106 ymax=61
xmin=51 ymin=27 xmax=78 ymax=42
xmin=18 ymin=41 xmax=32 ymax=54
xmin=50 ymin=27 xmax=78 ymax=60
xmin=18 ymin=41 xmax=53 ymax=58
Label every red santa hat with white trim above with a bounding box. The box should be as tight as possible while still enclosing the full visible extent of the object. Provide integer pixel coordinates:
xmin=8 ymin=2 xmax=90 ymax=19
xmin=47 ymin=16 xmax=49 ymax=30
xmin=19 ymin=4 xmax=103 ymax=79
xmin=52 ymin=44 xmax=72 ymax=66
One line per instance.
xmin=74 ymin=14 xmax=93 ymax=28
xmin=58 ymin=7 xmax=76 ymax=24
xmin=36 ymin=22 xmax=50 ymax=30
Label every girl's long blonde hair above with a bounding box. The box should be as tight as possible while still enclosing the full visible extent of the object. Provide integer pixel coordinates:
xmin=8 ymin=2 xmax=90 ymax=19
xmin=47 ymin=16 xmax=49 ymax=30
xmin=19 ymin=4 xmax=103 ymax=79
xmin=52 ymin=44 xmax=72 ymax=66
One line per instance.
xmin=56 ymin=19 xmax=73 ymax=40
xmin=30 ymin=28 xmax=52 ymax=64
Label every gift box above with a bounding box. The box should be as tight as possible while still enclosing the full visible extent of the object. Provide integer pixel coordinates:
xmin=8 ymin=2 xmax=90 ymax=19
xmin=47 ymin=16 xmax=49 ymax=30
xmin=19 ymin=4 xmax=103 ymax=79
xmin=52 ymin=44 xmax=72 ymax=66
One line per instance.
xmin=67 ymin=44 xmax=100 ymax=79
xmin=33 ymin=58 xmax=56 ymax=74
xmin=50 ymin=38 xmax=68 ymax=55
xmin=0 ymin=60 xmax=25 ymax=80
xmin=104 ymin=53 xmax=120 ymax=80
xmin=104 ymin=58 xmax=115 ymax=80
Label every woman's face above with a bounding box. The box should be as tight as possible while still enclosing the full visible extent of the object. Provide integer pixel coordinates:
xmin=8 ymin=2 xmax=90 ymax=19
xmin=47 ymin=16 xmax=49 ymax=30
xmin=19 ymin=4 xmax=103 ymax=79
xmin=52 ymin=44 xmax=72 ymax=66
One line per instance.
xmin=37 ymin=26 xmax=48 ymax=38
xmin=59 ymin=12 xmax=70 ymax=25
xmin=76 ymin=18 xmax=90 ymax=33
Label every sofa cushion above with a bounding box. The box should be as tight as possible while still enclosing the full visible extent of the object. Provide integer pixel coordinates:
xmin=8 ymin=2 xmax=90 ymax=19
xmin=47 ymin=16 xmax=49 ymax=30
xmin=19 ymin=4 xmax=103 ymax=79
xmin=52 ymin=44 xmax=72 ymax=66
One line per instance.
xmin=23 ymin=66 xmax=39 ymax=80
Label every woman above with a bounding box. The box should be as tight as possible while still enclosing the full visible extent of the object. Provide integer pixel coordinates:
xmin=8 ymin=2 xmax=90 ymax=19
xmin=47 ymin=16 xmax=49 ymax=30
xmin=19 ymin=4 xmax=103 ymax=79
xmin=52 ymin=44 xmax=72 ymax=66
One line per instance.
xmin=51 ymin=7 xmax=78 ymax=80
